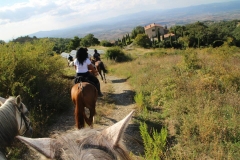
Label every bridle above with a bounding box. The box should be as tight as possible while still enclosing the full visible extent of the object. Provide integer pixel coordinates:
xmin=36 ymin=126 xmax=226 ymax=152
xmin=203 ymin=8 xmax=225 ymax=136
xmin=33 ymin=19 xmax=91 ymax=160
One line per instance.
xmin=15 ymin=103 xmax=31 ymax=135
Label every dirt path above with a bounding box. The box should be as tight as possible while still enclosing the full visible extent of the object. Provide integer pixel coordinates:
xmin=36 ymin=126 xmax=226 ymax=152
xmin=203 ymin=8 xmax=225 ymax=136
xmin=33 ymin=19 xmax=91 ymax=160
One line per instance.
xmin=96 ymin=76 xmax=144 ymax=158
xmin=25 ymin=75 xmax=144 ymax=159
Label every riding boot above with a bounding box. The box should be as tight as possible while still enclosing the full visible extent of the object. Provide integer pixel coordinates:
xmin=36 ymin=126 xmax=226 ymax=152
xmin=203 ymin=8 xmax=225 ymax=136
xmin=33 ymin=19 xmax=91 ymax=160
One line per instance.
xmin=96 ymin=83 xmax=103 ymax=97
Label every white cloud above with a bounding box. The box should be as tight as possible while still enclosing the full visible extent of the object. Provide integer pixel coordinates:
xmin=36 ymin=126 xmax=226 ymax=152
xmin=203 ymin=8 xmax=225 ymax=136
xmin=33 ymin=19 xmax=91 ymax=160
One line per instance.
xmin=0 ymin=0 xmax=231 ymax=41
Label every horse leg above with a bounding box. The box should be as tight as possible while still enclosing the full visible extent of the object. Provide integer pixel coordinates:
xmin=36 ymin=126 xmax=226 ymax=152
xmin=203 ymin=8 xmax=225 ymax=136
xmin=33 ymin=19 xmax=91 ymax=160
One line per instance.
xmin=99 ymin=71 xmax=104 ymax=82
xmin=103 ymin=72 xmax=107 ymax=83
xmin=100 ymin=62 xmax=107 ymax=83
xmin=74 ymin=96 xmax=85 ymax=129
xmin=83 ymin=113 xmax=92 ymax=127
xmin=89 ymin=107 xmax=96 ymax=128
xmin=96 ymin=65 xmax=103 ymax=81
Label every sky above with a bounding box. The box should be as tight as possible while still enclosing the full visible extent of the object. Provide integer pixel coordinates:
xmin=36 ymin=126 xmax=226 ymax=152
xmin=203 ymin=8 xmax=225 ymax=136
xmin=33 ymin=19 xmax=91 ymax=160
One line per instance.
xmin=0 ymin=0 xmax=231 ymax=41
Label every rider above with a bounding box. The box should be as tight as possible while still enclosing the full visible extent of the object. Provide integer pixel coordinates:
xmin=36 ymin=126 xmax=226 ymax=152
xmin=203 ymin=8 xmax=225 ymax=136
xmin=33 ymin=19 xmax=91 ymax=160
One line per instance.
xmin=93 ymin=49 xmax=101 ymax=61
xmin=68 ymin=54 xmax=73 ymax=61
xmin=73 ymin=47 xmax=103 ymax=97
xmin=67 ymin=54 xmax=74 ymax=66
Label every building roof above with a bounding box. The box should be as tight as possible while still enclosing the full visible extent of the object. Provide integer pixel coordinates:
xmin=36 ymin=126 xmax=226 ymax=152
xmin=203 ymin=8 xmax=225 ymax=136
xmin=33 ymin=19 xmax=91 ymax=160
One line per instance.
xmin=144 ymin=23 xmax=163 ymax=30
xmin=163 ymin=33 xmax=175 ymax=38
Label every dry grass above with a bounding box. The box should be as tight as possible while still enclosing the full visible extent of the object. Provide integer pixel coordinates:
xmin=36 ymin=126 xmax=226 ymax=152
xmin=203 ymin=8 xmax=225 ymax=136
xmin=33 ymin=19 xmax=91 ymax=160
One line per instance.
xmin=59 ymin=45 xmax=240 ymax=159
xmin=102 ymin=46 xmax=240 ymax=159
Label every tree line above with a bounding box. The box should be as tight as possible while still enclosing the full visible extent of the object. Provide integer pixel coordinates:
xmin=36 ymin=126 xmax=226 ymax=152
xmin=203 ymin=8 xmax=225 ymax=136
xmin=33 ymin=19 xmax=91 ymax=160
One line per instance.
xmin=132 ymin=20 xmax=240 ymax=49
xmin=1 ymin=19 xmax=239 ymax=51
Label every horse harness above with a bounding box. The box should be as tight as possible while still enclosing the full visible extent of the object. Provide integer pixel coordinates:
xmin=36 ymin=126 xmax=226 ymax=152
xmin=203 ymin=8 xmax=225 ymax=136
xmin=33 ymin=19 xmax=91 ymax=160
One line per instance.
xmin=15 ymin=102 xmax=31 ymax=135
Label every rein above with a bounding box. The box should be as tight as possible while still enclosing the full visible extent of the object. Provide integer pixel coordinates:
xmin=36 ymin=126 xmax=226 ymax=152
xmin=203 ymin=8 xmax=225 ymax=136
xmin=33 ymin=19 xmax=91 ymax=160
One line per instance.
xmin=15 ymin=103 xmax=30 ymax=135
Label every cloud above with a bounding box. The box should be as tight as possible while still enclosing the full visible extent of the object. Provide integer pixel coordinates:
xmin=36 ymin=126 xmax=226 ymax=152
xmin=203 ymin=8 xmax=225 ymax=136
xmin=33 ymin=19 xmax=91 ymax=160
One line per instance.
xmin=0 ymin=1 xmax=58 ymax=24
xmin=0 ymin=0 xmax=161 ymax=25
xmin=0 ymin=0 xmax=230 ymax=41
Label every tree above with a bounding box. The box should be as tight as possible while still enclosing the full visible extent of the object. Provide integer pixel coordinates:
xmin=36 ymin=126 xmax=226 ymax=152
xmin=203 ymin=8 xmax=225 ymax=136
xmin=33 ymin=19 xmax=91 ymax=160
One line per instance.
xmin=68 ymin=36 xmax=81 ymax=50
xmin=157 ymin=28 xmax=161 ymax=42
xmin=169 ymin=34 xmax=173 ymax=47
xmin=131 ymin=26 xmax=145 ymax=39
xmin=134 ymin=34 xmax=151 ymax=48
xmin=233 ymin=26 xmax=240 ymax=46
xmin=51 ymin=38 xmax=72 ymax=53
xmin=0 ymin=40 xmax=5 ymax=44
xmin=11 ymin=35 xmax=38 ymax=43
xmin=80 ymin=34 xmax=99 ymax=47
xmin=100 ymin=40 xmax=113 ymax=47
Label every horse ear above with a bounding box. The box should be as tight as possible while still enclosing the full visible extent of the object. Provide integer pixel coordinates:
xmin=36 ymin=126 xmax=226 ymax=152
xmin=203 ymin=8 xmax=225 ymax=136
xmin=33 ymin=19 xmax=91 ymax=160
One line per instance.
xmin=16 ymin=136 xmax=56 ymax=159
xmin=16 ymin=95 xmax=21 ymax=105
xmin=101 ymin=110 xmax=134 ymax=146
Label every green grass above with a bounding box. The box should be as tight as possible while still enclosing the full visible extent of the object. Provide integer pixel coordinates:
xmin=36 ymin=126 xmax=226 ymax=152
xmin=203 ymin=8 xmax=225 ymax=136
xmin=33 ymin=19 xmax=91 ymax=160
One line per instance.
xmin=103 ymin=46 xmax=240 ymax=159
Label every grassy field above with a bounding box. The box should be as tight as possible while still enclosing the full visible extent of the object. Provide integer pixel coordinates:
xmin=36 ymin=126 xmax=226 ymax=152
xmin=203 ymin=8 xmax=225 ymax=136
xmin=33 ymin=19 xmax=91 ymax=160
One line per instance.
xmin=101 ymin=45 xmax=240 ymax=159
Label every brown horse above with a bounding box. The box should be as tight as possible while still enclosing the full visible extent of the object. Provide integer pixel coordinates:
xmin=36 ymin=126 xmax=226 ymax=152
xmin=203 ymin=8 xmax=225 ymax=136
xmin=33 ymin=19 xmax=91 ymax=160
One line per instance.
xmin=71 ymin=81 xmax=98 ymax=129
xmin=91 ymin=59 xmax=107 ymax=83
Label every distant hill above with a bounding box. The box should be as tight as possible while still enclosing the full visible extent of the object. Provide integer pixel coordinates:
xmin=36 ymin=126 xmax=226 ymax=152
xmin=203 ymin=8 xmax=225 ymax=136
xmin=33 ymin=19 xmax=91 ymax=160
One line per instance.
xmin=29 ymin=1 xmax=240 ymax=41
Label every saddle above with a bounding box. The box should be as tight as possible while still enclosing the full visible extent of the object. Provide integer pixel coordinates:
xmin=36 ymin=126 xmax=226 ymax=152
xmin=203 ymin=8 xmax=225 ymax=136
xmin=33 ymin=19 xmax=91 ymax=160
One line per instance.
xmin=74 ymin=76 xmax=97 ymax=88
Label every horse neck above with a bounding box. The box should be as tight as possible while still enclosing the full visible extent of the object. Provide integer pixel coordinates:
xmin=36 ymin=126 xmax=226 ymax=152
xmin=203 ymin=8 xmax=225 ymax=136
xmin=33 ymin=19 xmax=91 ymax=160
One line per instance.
xmin=0 ymin=102 xmax=18 ymax=148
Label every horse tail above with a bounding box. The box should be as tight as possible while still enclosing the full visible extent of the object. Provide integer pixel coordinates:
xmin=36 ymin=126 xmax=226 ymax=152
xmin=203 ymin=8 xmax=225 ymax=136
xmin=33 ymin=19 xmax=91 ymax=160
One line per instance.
xmin=75 ymin=83 xmax=85 ymax=129
xmin=100 ymin=61 xmax=108 ymax=73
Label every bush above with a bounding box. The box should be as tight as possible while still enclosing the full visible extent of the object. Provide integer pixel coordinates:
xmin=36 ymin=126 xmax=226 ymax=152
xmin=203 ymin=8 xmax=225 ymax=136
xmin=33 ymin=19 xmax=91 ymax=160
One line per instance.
xmin=0 ymin=39 xmax=73 ymax=136
xmin=134 ymin=34 xmax=152 ymax=48
xmin=105 ymin=47 xmax=132 ymax=62
xmin=100 ymin=40 xmax=113 ymax=47
xmin=140 ymin=122 xmax=167 ymax=160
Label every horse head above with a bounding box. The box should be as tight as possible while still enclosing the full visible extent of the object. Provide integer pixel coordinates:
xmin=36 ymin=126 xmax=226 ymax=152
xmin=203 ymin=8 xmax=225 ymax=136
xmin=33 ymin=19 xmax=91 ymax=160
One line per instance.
xmin=16 ymin=110 xmax=135 ymax=160
xmin=0 ymin=95 xmax=33 ymax=159
xmin=13 ymin=95 xmax=33 ymax=136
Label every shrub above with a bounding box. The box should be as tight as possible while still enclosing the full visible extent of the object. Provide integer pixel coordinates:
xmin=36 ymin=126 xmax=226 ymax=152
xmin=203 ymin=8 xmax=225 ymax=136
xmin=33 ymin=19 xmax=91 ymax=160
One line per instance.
xmin=134 ymin=92 xmax=144 ymax=109
xmin=140 ymin=122 xmax=167 ymax=160
xmin=105 ymin=47 xmax=132 ymax=62
xmin=100 ymin=40 xmax=113 ymax=47
xmin=0 ymin=39 xmax=72 ymax=136
xmin=183 ymin=50 xmax=201 ymax=71
xmin=134 ymin=34 xmax=151 ymax=48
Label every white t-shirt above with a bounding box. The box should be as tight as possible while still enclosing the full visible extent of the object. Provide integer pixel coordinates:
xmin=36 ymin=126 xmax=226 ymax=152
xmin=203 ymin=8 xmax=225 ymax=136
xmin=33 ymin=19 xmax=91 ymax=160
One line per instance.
xmin=74 ymin=58 xmax=91 ymax=73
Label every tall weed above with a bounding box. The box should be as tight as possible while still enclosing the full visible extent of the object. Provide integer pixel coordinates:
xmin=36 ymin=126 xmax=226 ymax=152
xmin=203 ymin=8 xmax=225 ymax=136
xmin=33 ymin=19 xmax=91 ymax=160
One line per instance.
xmin=140 ymin=122 xmax=167 ymax=160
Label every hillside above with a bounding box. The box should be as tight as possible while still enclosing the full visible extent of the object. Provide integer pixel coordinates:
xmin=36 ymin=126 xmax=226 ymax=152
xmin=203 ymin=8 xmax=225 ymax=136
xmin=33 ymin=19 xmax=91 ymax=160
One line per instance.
xmin=29 ymin=1 xmax=240 ymax=41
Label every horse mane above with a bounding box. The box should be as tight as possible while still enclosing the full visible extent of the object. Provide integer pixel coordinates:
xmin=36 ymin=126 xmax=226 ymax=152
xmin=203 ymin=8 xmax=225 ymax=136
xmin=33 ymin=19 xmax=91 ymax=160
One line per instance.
xmin=0 ymin=97 xmax=18 ymax=148
xmin=57 ymin=129 xmax=131 ymax=160
xmin=17 ymin=111 xmax=135 ymax=160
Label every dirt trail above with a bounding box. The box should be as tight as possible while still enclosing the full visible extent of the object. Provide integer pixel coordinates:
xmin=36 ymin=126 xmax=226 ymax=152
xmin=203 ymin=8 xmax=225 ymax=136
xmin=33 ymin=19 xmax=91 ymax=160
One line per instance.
xmin=24 ymin=75 xmax=144 ymax=159
xmin=96 ymin=76 xmax=144 ymax=158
